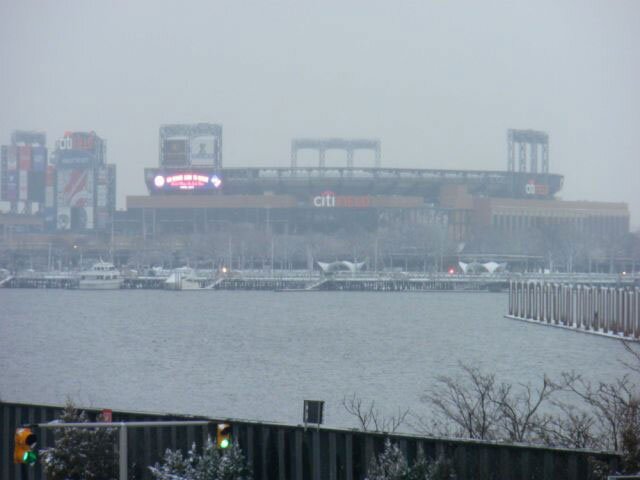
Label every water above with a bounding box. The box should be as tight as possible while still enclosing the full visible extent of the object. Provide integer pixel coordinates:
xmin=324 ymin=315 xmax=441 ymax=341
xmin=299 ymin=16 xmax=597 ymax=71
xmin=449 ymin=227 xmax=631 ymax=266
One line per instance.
xmin=0 ymin=289 xmax=631 ymax=430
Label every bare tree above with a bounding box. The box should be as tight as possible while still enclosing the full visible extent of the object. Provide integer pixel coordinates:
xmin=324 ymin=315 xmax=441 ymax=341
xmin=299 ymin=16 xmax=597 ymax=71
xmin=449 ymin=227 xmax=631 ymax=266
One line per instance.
xmin=621 ymin=340 xmax=640 ymax=376
xmin=342 ymin=394 xmax=409 ymax=433
xmin=560 ymin=372 xmax=637 ymax=451
xmin=493 ymin=375 xmax=560 ymax=443
xmin=418 ymin=363 xmax=501 ymax=440
xmin=535 ymin=404 xmax=600 ymax=449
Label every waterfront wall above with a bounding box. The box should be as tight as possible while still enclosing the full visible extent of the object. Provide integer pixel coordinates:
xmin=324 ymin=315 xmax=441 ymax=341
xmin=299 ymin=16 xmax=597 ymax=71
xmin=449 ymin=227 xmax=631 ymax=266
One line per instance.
xmin=508 ymin=279 xmax=640 ymax=340
xmin=0 ymin=401 xmax=619 ymax=480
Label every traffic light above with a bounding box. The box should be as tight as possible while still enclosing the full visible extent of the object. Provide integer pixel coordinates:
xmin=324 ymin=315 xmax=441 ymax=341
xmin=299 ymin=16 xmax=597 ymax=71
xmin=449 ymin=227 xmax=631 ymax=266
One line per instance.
xmin=14 ymin=427 xmax=38 ymax=465
xmin=216 ymin=423 xmax=231 ymax=449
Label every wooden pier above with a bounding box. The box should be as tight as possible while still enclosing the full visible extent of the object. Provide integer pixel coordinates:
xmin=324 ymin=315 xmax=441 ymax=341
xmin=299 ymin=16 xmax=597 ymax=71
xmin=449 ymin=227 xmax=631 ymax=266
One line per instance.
xmin=213 ymin=272 xmax=509 ymax=292
xmin=2 ymin=275 xmax=79 ymax=289
xmin=508 ymin=277 xmax=640 ymax=340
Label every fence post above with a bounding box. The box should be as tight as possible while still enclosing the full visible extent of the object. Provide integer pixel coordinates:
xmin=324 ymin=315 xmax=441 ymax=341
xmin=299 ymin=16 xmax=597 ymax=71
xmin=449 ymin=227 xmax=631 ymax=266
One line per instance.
xmin=119 ymin=424 xmax=128 ymax=480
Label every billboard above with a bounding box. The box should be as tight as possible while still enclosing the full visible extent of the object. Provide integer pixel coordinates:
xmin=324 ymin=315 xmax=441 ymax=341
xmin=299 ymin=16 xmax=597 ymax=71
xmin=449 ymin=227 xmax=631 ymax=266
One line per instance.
xmin=57 ymin=169 xmax=94 ymax=207
xmin=32 ymin=146 xmax=46 ymax=171
xmin=56 ymin=168 xmax=95 ymax=230
xmin=162 ymin=138 xmax=188 ymax=166
xmin=28 ymin=172 xmax=45 ymax=202
xmin=159 ymin=124 xmax=223 ymax=168
xmin=55 ymin=151 xmax=96 ymax=168
xmin=57 ymin=132 xmax=100 ymax=152
xmin=55 ymin=131 xmax=105 ymax=166
xmin=190 ymin=135 xmax=218 ymax=166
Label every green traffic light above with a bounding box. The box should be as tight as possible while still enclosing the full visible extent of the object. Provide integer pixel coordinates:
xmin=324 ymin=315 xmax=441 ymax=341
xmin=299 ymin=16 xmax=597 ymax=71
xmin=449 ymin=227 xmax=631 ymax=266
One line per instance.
xmin=23 ymin=450 xmax=37 ymax=464
xmin=220 ymin=438 xmax=230 ymax=449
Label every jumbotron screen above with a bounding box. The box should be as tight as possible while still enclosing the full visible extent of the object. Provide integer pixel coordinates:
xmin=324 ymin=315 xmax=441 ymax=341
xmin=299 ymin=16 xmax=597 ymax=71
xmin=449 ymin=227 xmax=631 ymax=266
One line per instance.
xmin=150 ymin=172 xmax=223 ymax=191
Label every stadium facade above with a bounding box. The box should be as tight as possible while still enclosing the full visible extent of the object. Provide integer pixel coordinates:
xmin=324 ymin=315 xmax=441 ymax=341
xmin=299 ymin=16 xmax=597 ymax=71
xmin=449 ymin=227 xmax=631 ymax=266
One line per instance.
xmin=0 ymin=125 xmax=631 ymax=254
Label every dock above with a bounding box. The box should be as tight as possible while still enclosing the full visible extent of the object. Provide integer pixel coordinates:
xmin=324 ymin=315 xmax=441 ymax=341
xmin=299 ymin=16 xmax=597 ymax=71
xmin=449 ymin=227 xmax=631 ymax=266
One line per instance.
xmin=507 ymin=275 xmax=639 ymax=340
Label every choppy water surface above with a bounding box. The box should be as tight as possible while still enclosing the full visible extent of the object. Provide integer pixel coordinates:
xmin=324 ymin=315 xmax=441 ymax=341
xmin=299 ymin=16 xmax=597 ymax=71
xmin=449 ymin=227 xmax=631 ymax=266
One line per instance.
xmin=0 ymin=289 xmax=631 ymax=429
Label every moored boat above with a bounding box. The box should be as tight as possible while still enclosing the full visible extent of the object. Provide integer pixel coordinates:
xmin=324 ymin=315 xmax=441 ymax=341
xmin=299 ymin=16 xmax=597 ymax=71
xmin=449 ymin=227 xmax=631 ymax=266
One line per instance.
xmin=78 ymin=261 xmax=122 ymax=289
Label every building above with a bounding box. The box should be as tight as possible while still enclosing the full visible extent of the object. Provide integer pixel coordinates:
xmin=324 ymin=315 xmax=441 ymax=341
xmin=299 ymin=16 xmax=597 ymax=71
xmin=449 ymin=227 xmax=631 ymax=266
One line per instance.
xmin=50 ymin=131 xmax=116 ymax=231
xmin=473 ymin=197 xmax=629 ymax=238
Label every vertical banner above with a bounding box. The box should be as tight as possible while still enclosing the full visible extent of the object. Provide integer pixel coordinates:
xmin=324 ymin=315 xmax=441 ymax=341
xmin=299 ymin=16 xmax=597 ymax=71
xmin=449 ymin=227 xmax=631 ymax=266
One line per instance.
xmin=45 ymin=166 xmax=57 ymax=231
xmin=18 ymin=145 xmax=31 ymax=170
xmin=96 ymin=166 xmax=108 ymax=207
xmin=96 ymin=167 xmax=108 ymax=229
xmin=32 ymin=146 xmax=46 ymax=171
xmin=5 ymin=172 xmax=18 ymax=201
xmin=45 ymin=166 xmax=56 ymax=208
xmin=19 ymin=170 xmax=28 ymax=200
xmin=107 ymin=164 xmax=116 ymax=211
xmin=7 ymin=146 xmax=17 ymax=171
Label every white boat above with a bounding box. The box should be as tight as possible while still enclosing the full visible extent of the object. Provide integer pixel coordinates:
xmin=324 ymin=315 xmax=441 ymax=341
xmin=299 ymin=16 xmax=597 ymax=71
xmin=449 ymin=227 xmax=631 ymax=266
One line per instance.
xmin=78 ymin=261 xmax=123 ymax=290
xmin=164 ymin=267 xmax=213 ymax=290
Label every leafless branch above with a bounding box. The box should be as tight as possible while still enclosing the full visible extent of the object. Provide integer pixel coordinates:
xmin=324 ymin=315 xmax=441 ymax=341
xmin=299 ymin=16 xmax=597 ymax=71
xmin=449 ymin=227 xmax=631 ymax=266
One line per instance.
xmin=419 ymin=363 xmax=501 ymax=440
xmin=493 ymin=375 xmax=560 ymax=443
xmin=560 ymin=371 xmax=636 ymax=451
xmin=342 ymin=394 xmax=409 ymax=433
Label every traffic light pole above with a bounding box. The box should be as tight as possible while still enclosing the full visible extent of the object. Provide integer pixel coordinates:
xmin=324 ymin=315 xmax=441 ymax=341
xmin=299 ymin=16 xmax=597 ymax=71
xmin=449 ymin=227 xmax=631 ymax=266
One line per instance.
xmin=37 ymin=420 xmax=212 ymax=480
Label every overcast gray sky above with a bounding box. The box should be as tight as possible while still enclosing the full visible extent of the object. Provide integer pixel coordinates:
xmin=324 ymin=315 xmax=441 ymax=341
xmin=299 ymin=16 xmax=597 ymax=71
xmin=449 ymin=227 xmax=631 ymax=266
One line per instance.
xmin=1 ymin=0 xmax=638 ymax=227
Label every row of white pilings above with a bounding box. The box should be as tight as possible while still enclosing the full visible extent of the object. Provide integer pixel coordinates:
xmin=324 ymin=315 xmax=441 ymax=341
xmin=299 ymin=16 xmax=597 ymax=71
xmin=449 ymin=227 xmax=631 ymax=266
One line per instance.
xmin=508 ymin=280 xmax=640 ymax=340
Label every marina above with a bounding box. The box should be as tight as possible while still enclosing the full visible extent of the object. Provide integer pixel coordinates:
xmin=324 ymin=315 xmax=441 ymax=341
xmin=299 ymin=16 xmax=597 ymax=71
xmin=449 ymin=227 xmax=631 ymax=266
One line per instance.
xmin=1 ymin=269 xmax=637 ymax=292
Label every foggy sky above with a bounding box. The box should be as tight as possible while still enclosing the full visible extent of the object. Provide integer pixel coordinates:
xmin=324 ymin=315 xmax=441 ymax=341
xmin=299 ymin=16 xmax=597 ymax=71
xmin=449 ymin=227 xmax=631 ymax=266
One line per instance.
xmin=1 ymin=1 xmax=638 ymax=227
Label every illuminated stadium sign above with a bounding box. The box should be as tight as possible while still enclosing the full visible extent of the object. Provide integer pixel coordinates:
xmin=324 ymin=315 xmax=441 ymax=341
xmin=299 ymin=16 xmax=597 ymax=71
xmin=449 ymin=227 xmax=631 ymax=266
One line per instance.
xmin=153 ymin=172 xmax=222 ymax=191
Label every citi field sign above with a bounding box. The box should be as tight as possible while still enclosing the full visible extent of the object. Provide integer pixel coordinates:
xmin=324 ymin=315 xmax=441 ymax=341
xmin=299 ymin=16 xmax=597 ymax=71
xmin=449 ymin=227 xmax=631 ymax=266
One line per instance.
xmin=312 ymin=191 xmax=370 ymax=208
xmin=525 ymin=179 xmax=549 ymax=196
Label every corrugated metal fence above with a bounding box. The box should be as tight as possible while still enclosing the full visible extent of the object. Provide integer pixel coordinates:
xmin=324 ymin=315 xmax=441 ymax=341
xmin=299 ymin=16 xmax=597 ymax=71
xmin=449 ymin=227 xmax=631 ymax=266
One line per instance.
xmin=1 ymin=401 xmax=619 ymax=480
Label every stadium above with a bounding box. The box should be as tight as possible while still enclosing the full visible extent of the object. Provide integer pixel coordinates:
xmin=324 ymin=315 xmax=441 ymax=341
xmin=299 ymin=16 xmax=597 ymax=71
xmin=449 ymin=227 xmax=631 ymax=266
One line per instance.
xmin=121 ymin=126 xmax=571 ymax=240
xmin=0 ymin=124 xmax=630 ymax=272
